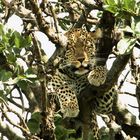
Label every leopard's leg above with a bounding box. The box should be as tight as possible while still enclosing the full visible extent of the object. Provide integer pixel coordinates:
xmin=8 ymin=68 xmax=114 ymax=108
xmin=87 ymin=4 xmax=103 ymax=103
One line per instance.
xmin=47 ymin=74 xmax=79 ymax=118
xmin=57 ymin=84 xmax=79 ymax=118
xmin=93 ymin=87 xmax=116 ymax=114
xmin=82 ymin=112 xmax=99 ymax=140
xmin=89 ymin=87 xmax=116 ymax=140
xmin=80 ymin=103 xmax=99 ymax=140
xmin=90 ymin=112 xmax=100 ymax=140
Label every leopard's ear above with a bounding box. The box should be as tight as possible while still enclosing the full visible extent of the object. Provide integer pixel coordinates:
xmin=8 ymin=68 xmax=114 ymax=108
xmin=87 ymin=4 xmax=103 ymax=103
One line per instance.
xmin=90 ymin=28 xmax=102 ymax=39
xmin=93 ymin=28 xmax=102 ymax=38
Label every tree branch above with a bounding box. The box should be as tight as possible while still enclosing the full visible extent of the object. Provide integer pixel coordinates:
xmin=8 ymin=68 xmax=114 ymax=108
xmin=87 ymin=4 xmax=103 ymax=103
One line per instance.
xmin=21 ymin=86 xmax=40 ymax=112
xmin=0 ymin=119 xmax=25 ymax=140
xmin=136 ymin=85 xmax=140 ymax=119
xmin=0 ymin=99 xmax=41 ymax=140
xmin=130 ymin=52 xmax=140 ymax=119
xmin=112 ymin=94 xmax=140 ymax=138
xmin=29 ymin=0 xmax=64 ymax=47
xmin=104 ymin=53 xmax=131 ymax=90
xmin=31 ymin=33 xmax=56 ymax=140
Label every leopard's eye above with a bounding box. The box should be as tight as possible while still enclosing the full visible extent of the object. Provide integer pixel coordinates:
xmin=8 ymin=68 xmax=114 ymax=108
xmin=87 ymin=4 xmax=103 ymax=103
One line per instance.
xmin=77 ymin=29 xmax=80 ymax=32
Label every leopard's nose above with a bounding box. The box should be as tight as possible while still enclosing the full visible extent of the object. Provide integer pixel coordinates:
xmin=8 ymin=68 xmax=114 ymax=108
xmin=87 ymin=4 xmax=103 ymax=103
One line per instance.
xmin=82 ymin=60 xmax=89 ymax=67
xmin=77 ymin=57 xmax=85 ymax=63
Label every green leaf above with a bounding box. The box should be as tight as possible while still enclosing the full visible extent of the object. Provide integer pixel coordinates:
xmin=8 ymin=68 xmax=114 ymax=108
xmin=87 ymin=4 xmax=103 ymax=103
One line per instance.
xmin=6 ymin=52 xmax=17 ymax=63
xmin=55 ymin=125 xmax=68 ymax=140
xmin=22 ymin=36 xmax=32 ymax=48
xmin=117 ymin=38 xmax=136 ymax=55
xmin=104 ymin=0 xmax=116 ymax=5
xmin=11 ymin=31 xmax=31 ymax=49
xmin=0 ymin=24 xmax=4 ymax=36
xmin=131 ymin=16 xmax=140 ymax=37
xmin=54 ymin=113 xmax=62 ymax=125
xmin=31 ymin=112 xmax=41 ymax=121
xmin=103 ymin=5 xmax=118 ymax=13
xmin=0 ymin=90 xmax=7 ymax=102
xmin=103 ymin=0 xmax=138 ymax=18
xmin=55 ymin=124 xmax=76 ymax=140
xmin=103 ymin=0 xmax=119 ymax=14
xmin=16 ymin=73 xmax=37 ymax=90
xmin=14 ymin=32 xmax=22 ymax=48
xmin=0 ymin=43 xmax=5 ymax=52
xmin=27 ymin=119 xmax=40 ymax=134
xmin=66 ymin=129 xmax=76 ymax=135
xmin=123 ymin=0 xmax=136 ymax=11
xmin=68 ymin=138 xmax=82 ymax=140
xmin=17 ymin=79 xmax=28 ymax=90
xmin=0 ymin=70 xmax=12 ymax=82
xmin=27 ymin=112 xmax=41 ymax=134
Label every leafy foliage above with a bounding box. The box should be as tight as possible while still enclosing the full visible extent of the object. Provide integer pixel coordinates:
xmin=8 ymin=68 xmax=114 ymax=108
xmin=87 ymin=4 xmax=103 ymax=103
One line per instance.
xmin=103 ymin=0 xmax=139 ymax=17
xmin=54 ymin=114 xmax=78 ymax=140
xmin=0 ymin=24 xmax=36 ymax=103
xmin=117 ymin=38 xmax=136 ymax=55
xmin=27 ymin=112 xmax=41 ymax=134
xmin=0 ymin=0 xmax=140 ymax=140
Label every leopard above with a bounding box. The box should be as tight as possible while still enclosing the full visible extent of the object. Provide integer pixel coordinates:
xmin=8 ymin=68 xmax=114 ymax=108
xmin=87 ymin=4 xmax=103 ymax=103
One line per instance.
xmin=47 ymin=27 xmax=116 ymax=139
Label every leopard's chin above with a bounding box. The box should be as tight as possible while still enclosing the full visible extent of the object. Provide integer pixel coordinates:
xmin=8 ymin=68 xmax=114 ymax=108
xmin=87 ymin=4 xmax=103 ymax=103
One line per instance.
xmin=74 ymin=68 xmax=89 ymax=75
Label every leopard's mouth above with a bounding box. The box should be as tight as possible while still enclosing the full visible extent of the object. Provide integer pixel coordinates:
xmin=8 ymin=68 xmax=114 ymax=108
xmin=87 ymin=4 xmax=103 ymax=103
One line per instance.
xmin=72 ymin=66 xmax=90 ymax=75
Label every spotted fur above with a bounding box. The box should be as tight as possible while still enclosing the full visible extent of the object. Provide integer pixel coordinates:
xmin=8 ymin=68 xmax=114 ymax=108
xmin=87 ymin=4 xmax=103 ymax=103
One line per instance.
xmin=47 ymin=27 xmax=115 ymax=139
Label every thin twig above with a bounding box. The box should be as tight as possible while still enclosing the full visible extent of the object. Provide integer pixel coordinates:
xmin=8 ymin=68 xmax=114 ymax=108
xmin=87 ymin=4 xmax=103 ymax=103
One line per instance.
xmin=0 ymin=105 xmax=28 ymax=135
xmin=118 ymin=70 xmax=130 ymax=89
xmin=16 ymin=86 xmax=25 ymax=112
xmin=0 ymin=118 xmax=25 ymax=140
xmin=128 ymin=104 xmax=138 ymax=109
xmin=7 ymin=98 xmax=29 ymax=111
xmin=29 ymin=0 xmax=60 ymax=45
xmin=48 ymin=2 xmax=59 ymax=33
xmin=0 ymin=99 xmax=40 ymax=140
xmin=120 ymin=91 xmax=136 ymax=97
xmin=1 ymin=99 xmax=29 ymax=130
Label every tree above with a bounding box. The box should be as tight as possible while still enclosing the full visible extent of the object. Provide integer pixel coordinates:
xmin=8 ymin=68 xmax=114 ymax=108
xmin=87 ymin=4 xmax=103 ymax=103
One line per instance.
xmin=0 ymin=0 xmax=140 ymax=140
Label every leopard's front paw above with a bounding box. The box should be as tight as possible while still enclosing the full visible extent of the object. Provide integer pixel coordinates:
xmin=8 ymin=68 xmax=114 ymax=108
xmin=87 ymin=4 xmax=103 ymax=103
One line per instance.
xmin=58 ymin=90 xmax=79 ymax=118
xmin=88 ymin=66 xmax=108 ymax=86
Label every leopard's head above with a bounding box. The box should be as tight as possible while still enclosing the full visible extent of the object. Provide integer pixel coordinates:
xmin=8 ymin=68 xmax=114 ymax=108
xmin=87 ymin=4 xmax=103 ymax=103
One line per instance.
xmin=60 ymin=28 xmax=102 ymax=75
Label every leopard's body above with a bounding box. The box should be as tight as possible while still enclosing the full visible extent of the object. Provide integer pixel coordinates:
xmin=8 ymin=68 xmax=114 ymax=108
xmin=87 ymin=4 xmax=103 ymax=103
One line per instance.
xmin=47 ymin=27 xmax=116 ymax=139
